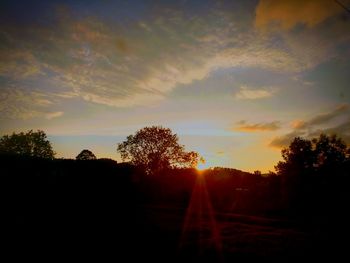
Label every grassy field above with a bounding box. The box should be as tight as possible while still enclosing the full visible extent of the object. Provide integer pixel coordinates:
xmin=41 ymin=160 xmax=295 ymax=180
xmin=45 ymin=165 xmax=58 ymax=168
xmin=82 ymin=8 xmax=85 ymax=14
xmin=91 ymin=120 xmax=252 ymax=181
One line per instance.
xmin=139 ymin=204 xmax=314 ymax=262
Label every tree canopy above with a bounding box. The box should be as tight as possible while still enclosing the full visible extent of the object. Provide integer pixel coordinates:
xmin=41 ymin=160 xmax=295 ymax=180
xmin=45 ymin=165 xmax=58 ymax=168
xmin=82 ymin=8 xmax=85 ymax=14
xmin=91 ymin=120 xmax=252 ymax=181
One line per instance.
xmin=275 ymin=134 xmax=348 ymax=176
xmin=76 ymin=149 xmax=97 ymax=160
xmin=275 ymin=133 xmax=350 ymax=211
xmin=117 ymin=126 xmax=200 ymax=174
xmin=0 ymin=130 xmax=55 ymax=159
xmin=275 ymin=137 xmax=315 ymax=177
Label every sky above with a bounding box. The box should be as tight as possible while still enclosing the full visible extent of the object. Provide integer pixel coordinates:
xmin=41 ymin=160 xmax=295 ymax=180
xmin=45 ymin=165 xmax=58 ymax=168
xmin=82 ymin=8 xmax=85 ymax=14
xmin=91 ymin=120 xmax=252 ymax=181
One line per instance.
xmin=1 ymin=0 xmax=350 ymax=172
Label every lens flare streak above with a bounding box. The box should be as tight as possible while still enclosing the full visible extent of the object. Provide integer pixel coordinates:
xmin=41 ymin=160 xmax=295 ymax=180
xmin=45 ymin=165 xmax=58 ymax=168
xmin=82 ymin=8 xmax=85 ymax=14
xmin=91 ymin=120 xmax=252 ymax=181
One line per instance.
xmin=179 ymin=172 xmax=224 ymax=261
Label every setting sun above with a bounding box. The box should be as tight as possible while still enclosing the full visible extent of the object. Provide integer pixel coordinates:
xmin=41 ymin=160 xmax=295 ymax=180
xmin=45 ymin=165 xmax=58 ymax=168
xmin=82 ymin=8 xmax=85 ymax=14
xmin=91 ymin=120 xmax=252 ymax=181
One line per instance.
xmin=197 ymin=163 xmax=210 ymax=171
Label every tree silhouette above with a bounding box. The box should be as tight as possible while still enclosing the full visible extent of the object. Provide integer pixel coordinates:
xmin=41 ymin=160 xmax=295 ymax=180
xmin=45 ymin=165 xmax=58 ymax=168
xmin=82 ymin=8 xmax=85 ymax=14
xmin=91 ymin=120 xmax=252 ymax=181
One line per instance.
xmin=275 ymin=137 xmax=315 ymax=207
xmin=253 ymin=170 xmax=262 ymax=176
xmin=275 ymin=134 xmax=349 ymax=209
xmin=76 ymin=149 xmax=97 ymax=160
xmin=276 ymin=134 xmax=348 ymax=176
xmin=275 ymin=137 xmax=315 ymax=177
xmin=0 ymin=130 xmax=55 ymax=159
xmin=117 ymin=126 xmax=200 ymax=174
xmin=313 ymin=134 xmax=347 ymax=172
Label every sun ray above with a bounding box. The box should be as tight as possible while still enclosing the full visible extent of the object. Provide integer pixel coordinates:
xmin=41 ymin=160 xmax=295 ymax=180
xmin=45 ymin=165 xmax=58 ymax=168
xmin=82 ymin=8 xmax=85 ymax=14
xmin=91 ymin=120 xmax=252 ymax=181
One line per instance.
xmin=178 ymin=171 xmax=224 ymax=261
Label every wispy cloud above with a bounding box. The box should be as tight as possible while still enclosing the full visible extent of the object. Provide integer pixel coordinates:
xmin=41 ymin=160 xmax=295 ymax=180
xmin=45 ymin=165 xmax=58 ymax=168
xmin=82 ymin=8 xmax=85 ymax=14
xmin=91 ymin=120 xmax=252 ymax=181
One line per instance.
xmin=0 ymin=50 xmax=44 ymax=78
xmin=0 ymin=1 xmax=348 ymax=120
xmin=289 ymin=104 xmax=349 ymax=131
xmin=0 ymin=5 xmax=320 ymax=112
xmin=269 ymin=130 xmax=304 ymax=149
xmin=0 ymin=88 xmax=57 ymax=120
xmin=290 ymin=120 xmax=306 ymax=129
xmin=303 ymin=104 xmax=349 ymax=127
xmin=270 ymin=104 xmax=350 ymax=148
xmin=311 ymin=119 xmax=350 ymax=143
xmin=234 ymin=86 xmax=277 ymax=100
xmin=45 ymin=111 xmax=64 ymax=120
xmin=235 ymin=120 xmax=281 ymax=132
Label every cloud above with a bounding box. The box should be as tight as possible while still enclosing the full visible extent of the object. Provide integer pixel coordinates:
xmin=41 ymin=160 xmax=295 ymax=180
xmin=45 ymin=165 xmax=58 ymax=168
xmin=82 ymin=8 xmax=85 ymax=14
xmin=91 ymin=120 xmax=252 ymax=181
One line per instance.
xmin=291 ymin=120 xmax=307 ymax=129
xmin=289 ymin=104 xmax=349 ymax=131
xmin=235 ymin=120 xmax=281 ymax=132
xmin=45 ymin=111 xmax=64 ymax=120
xmin=80 ymin=91 xmax=164 ymax=108
xmin=270 ymin=104 xmax=350 ymax=148
xmin=306 ymin=104 xmax=349 ymax=127
xmin=0 ymin=50 xmax=43 ymax=78
xmin=0 ymin=1 xmax=348 ymax=121
xmin=0 ymin=88 xmax=58 ymax=120
xmin=255 ymin=0 xmax=343 ymax=30
xmin=234 ymin=86 xmax=277 ymax=100
xmin=269 ymin=130 xmax=304 ymax=148
xmin=54 ymin=91 xmax=79 ymax=99
xmin=211 ymin=42 xmax=310 ymax=72
xmin=315 ymin=119 xmax=350 ymax=143
xmin=139 ymin=22 xmax=152 ymax=32
xmin=0 ymin=4 xmax=313 ymax=115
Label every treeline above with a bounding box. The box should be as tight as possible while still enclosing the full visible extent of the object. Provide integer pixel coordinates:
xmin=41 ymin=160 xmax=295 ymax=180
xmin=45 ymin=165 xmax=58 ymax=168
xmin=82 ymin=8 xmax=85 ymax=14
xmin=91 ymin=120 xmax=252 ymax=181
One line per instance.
xmin=0 ymin=154 xmax=318 ymax=220
xmin=1 ymin=155 xmax=279 ymax=223
xmin=1 ymin=129 xmax=349 ymax=219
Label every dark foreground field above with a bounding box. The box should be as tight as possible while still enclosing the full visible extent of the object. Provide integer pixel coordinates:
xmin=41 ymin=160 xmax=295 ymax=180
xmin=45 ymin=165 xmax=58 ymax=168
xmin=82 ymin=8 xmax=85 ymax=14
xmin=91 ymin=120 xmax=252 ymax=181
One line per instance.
xmin=5 ymin=203 xmax=348 ymax=262
xmin=2 ymin=157 xmax=349 ymax=262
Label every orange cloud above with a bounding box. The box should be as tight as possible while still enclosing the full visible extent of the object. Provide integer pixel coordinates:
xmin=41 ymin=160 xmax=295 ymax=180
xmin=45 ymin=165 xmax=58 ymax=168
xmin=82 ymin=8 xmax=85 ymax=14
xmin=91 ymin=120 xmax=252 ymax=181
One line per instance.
xmin=291 ymin=120 xmax=306 ymax=129
xmin=235 ymin=120 xmax=281 ymax=132
xmin=255 ymin=0 xmax=343 ymax=30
